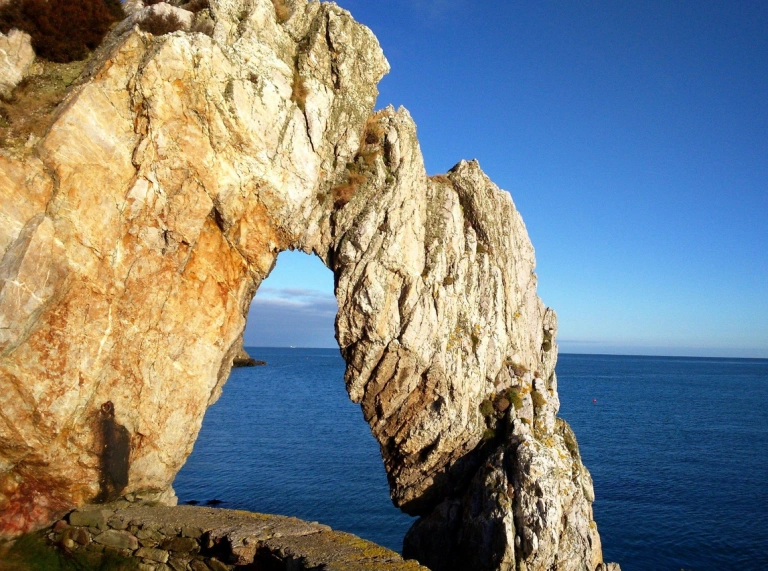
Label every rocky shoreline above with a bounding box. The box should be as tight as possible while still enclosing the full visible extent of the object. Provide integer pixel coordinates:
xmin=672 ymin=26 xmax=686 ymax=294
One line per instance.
xmin=18 ymin=504 xmax=427 ymax=570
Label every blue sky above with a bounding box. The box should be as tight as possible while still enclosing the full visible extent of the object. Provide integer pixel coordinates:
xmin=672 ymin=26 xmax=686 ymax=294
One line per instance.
xmin=245 ymin=0 xmax=768 ymax=358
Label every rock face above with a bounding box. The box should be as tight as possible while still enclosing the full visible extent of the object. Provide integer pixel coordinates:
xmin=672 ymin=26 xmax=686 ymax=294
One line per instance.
xmin=0 ymin=29 xmax=35 ymax=99
xmin=0 ymin=1 xmax=615 ymax=569
xmin=123 ymin=0 xmax=149 ymax=16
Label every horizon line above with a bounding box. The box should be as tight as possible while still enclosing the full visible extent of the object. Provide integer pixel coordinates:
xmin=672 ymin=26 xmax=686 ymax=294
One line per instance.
xmin=242 ymin=346 xmax=768 ymax=361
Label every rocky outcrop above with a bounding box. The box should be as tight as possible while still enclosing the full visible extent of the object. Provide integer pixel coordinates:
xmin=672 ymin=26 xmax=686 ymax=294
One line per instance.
xmin=123 ymin=0 xmax=147 ymax=16
xmin=231 ymin=336 xmax=264 ymax=367
xmin=0 ymin=1 xmax=616 ymax=569
xmin=402 ymin=417 xmax=603 ymax=570
xmin=0 ymin=29 xmax=34 ymax=99
xmin=41 ymin=504 xmax=427 ymax=570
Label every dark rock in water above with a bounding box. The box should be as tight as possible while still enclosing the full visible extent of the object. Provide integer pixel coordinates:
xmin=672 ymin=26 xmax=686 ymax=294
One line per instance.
xmin=184 ymin=500 xmax=199 ymax=506
xmin=232 ymin=357 xmax=266 ymax=367
xmin=231 ymin=339 xmax=265 ymax=367
xmin=204 ymin=499 xmax=223 ymax=506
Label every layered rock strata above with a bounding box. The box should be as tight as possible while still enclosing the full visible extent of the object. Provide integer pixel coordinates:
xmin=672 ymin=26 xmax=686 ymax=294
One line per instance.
xmin=0 ymin=0 xmax=615 ymax=569
xmin=41 ymin=504 xmax=426 ymax=570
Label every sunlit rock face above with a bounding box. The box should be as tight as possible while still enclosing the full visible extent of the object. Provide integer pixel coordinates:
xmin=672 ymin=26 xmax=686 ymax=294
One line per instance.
xmin=0 ymin=1 xmax=611 ymax=569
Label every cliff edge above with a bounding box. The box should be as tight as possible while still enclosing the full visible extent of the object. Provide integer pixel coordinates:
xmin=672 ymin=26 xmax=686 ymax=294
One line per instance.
xmin=0 ymin=1 xmax=617 ymax=569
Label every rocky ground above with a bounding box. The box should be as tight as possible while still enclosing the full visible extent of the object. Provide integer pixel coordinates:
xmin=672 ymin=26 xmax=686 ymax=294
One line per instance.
xmin=3 ymin=504 xmax=427 ymax=570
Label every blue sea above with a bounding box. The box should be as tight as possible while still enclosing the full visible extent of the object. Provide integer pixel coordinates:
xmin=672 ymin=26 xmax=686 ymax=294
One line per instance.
xmin=174 ymin=349 xmax=768 ymax=570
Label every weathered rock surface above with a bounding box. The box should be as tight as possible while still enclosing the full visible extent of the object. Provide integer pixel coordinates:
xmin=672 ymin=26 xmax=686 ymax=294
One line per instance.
xmin=36 ymin=504 xmax=427 ymax=570
xmin=0 ymin=1 xmax=618 ymax=569
xmin=0 ymin=29 xmax=35 ymax=99
xmin=123 ymin=0 xmax=147 ymax=16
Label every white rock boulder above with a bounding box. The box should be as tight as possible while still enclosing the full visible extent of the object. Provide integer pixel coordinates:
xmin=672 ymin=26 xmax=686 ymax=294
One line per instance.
xmin=0 ymin=29 xmax=35 ymax=99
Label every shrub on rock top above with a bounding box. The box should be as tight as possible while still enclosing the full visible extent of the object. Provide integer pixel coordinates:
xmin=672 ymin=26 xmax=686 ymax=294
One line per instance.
xmin=139 ymin=10 xmax=186 ymax=35
xmin=0 ymin=0 xmax=124 ymax=63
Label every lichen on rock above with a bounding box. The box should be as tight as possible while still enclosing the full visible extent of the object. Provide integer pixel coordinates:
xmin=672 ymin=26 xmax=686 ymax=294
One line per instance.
xmin=0 ymin=1 xmax=618 ymax=569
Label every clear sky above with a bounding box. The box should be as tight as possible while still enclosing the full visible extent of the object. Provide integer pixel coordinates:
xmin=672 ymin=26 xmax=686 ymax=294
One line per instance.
xmin=245 ymin=0 xmax=768 ymax=358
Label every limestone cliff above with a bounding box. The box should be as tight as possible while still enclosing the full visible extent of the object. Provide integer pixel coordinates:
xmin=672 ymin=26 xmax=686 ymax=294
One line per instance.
xmin=0 ymin=1 xmax=615 ymax=569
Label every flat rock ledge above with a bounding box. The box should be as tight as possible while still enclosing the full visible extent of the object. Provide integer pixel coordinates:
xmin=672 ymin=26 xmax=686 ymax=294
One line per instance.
xmin=43 ymin=504 xmax=427 ymax=570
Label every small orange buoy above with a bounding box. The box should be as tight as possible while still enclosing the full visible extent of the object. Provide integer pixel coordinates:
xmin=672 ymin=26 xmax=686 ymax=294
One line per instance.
xmin=592 ymin=398 xmax=597 ymax=404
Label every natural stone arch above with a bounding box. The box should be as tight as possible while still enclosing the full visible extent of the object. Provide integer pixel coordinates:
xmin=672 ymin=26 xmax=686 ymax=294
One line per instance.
xmin=0 ymin=1 xmax=609 ymax=569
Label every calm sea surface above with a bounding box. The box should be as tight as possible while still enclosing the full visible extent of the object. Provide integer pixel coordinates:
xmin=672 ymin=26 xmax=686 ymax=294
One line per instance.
xmin=174 ymin=349 xmax=768 ymax=570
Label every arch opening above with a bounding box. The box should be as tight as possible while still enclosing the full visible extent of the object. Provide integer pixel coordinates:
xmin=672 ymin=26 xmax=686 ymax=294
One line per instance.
xmin=173 ymin=251 xmax=415 ymax=552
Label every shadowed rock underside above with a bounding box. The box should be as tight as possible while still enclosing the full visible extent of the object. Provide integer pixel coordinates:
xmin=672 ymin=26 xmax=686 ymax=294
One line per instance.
xmin=0 ymin=1 xmax=617 ymax=569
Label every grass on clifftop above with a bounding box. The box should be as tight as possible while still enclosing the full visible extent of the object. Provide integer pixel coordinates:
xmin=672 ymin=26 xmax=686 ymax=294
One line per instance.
xmin=0 ymin=532 xmax=138 ymax=570
xmin=0 ymin=59 xmax=86 ymax=153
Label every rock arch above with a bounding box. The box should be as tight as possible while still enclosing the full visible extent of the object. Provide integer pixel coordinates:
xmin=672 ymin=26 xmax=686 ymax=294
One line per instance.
xmin=0 ymin=1 xmax=607 ymax=569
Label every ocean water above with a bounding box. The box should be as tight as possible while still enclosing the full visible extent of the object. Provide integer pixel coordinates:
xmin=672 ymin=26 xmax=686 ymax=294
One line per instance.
xmin=173 ymin=347 xmax=415 ymax=551
xmin=557 ymin=354 xmax=768 ymax=571
xmin=173 ymin=349 xmax=768 ymax=570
